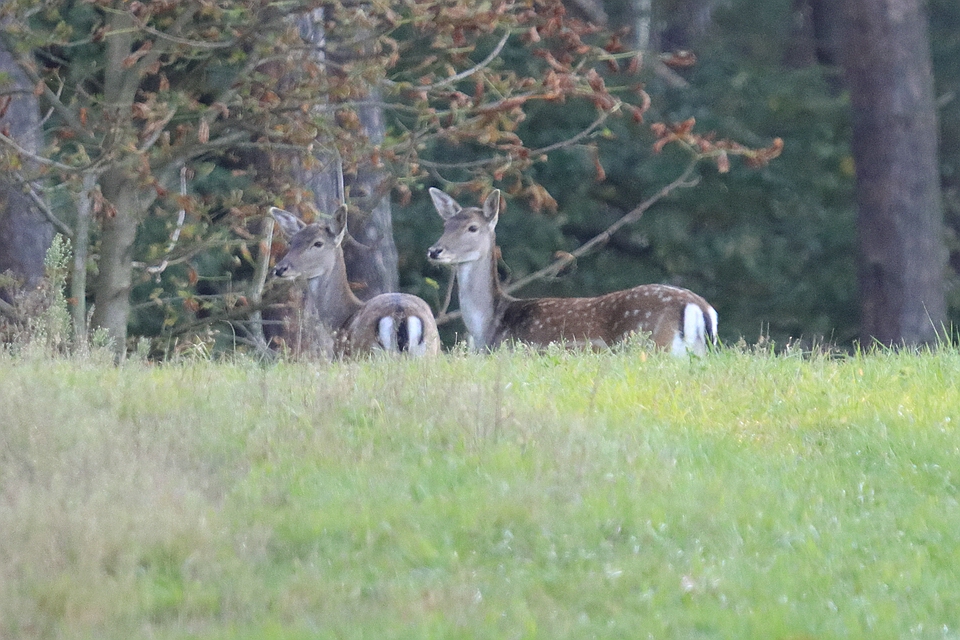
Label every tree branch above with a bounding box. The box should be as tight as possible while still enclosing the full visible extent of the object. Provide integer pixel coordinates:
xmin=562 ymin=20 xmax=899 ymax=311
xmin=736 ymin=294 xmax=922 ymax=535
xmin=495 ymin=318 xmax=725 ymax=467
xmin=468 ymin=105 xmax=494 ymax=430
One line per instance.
xmin=503 ymin=156 xmax=700 ymax=294
xmin=383 ymin=31 xmax=511 ymax=92
xmin=418 ymin=109 xmax=613 ymax=174
xmin=0 ymin=130 xmax=94 ymax=172
xmin=25 ymin=178 xmax=73 ymax=238
xmin=146 ymin=166 xmax=188 ymax=277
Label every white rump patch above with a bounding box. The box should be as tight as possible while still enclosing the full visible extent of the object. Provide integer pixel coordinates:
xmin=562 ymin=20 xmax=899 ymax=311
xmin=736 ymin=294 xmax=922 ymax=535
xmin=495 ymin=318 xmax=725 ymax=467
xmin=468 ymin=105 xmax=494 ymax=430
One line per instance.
xmin=406 ymin=317 xmax=426 ymax=355
xmin=670 ymin=331 xmax=687 ymax=356
xmin=378 ymin=316 xmax=397 ymax=351
xmin=679 ymin=303 xmax=708 ymax=356
xmin=707 ymin=306 xmax=719 ymax=345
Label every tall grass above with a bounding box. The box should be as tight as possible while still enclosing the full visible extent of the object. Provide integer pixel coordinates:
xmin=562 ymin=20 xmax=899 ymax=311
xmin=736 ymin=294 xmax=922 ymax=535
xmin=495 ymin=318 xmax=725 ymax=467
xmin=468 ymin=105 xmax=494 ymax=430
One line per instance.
xmin=1 ymin=346 xmax=959 ymax=639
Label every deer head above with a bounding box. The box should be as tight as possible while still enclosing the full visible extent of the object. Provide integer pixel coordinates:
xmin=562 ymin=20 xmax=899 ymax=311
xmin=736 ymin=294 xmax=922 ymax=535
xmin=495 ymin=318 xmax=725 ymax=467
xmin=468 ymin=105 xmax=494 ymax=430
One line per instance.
xmin=427 ymin=188 xmax=500 ymax=265
xmin=271 ymin=205 xmax=349 ymax=280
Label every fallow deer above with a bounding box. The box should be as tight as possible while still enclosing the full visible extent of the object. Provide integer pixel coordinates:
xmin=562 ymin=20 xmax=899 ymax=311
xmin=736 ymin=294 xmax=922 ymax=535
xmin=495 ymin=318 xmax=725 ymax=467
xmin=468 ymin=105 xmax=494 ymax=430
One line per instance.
xmin=427 ymin=188 xmax=718 ymax=355
xmin=271 ymin=205 xmax=440 ymax=358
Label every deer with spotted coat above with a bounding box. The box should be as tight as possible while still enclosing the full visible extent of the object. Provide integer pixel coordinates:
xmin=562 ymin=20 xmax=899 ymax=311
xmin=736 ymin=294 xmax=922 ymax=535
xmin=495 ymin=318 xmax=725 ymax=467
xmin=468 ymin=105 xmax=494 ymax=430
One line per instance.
xmin=427 ymin=188 xmax=718 ymax=355
xmin=270 ymin=205 xmax=440 ymax=358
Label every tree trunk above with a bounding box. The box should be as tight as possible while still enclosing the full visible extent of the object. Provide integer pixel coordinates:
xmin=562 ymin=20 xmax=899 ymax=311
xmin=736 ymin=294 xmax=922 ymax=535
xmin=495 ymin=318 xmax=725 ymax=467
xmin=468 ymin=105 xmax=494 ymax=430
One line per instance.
xmin=90 ymin=170 xmax=139 ymax=351
xmin=840 ymin=0 xmax=945 ymax=346
xmin=786 ymin=0 xmax=844 ymax=69
xmin=657 ymin=0 xmax=725 ymax=51
xmin=89 ymin=10 xmax=140 ymax=355
xmin=0 ymin=39 xmax=53 ymax=296
xmin=341 ymin=92 xmax=399 ymax=298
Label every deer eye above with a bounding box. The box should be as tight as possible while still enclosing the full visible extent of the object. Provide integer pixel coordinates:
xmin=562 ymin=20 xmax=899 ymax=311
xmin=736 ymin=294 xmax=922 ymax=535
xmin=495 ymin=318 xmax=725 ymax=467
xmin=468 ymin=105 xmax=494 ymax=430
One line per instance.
xmin=467 ymin=224 xmax=479 ymax=232
xmin=313 ymin=240 xmax=324 ymax=248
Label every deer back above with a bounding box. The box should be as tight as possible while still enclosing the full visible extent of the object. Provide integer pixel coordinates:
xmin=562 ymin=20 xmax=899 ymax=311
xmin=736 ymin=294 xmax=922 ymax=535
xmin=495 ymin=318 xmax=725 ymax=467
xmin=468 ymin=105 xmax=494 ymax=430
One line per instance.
xmin=498 ymin=285 xmax=717 ymax=354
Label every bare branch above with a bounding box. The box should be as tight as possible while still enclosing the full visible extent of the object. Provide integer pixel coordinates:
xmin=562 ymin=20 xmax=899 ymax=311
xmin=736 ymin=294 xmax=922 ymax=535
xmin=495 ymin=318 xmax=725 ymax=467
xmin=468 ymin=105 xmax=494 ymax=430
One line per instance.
xmin=419 ymin=109 xmax=614 ymax=174
xmin=146 ymin=166 xmax=189 ymax=277
xmin=504 ymin=156 xmax=700 ymax=294
xmin=24 ymin=179 xmax=73 ymax=238
xmin=384 ymin=31 xmax=511 ymax=92
xmin=0 ymin=131 xmax=91 ymax=172
xmin=529 ymin=110 xmax=613 ymax=155
xmin=3 ymin=47 xmax=94 ymax=144
xmin=137 ymin=106 xmax=178 ymax=153
xmin=135 ymin=22 xmax=237 ymax=50
xmin=249 ymin=218 xmax=275 ymax=307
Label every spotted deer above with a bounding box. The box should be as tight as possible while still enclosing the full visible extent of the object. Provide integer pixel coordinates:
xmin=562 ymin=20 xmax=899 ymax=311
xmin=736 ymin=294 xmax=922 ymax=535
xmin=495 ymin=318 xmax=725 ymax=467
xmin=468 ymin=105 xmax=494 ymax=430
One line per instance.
xmin=270 ymin=205 xmax=440 ymax=358
xmin=427 ymin=188 xmax=718 ymax=355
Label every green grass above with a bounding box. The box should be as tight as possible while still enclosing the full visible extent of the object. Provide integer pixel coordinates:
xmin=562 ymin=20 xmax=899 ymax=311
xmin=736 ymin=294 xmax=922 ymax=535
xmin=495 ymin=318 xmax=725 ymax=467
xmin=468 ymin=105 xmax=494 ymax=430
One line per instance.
xmin=2 ymin=346 xmax=960 ymax=639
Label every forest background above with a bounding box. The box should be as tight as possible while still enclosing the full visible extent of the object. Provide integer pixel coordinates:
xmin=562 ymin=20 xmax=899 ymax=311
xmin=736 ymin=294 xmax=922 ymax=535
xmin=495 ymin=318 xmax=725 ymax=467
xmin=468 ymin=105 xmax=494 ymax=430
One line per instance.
xmin=0 ymin=0 xmax=956 ymax=356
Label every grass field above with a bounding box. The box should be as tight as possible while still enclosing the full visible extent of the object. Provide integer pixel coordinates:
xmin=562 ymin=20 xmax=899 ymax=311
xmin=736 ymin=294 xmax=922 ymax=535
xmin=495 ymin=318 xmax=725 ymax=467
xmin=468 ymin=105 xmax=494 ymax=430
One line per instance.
xmin=1 ymin=345 xmax=959 ymax=639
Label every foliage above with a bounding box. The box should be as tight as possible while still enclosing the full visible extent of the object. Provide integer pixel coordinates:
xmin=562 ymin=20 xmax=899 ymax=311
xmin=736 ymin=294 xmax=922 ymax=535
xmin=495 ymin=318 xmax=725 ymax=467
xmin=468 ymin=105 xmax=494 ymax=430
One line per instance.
xmin=0 ymin=234 xmax=69 ymax=353
xmin=2 ymin=347 xmax=960 ymax=638
xmin=413 ymin=0 xmax=955 ymax=348
xmin=0 ymin=0 xmax=782 ymax=354
xmin=418 ymin=0 xmax=854 ymax=348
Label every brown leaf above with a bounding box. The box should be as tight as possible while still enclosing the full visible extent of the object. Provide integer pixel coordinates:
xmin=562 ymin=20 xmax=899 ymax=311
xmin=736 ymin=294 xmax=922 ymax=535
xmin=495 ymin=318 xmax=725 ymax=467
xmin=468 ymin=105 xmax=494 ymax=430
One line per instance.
xmin=716 ymin=150 xmax=730 ymax=174
xmin=604 ymin=34 xmax=625 ymax=54
xmin=122 ymin=40 xmax=153 ymax=68
xmin=593 ymin=152 xmax=606 ymax=182
xmin=395 ymin=183 xmax=412 ymax=206
xmin=336 ymin=109 xmax=361 ymax=130
xmin=660 ymin=50 xmax=697 ymax=69
xmin=586 ymin=68 xmax=607 ymax=92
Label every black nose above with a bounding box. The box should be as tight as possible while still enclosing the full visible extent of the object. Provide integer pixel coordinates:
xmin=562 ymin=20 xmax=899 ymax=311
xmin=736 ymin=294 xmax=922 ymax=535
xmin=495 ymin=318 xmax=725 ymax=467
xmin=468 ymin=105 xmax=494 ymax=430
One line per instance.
xmin=427 ymin=247 xmax=442 ymax=260
xmin=273 ymin=264 xmax=288 ymax=277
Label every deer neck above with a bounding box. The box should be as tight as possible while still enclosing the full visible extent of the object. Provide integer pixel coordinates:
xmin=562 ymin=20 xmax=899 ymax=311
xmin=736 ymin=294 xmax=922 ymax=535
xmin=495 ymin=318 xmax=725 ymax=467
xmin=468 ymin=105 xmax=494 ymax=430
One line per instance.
xmin=304 ymin=254 xmax=363 ymax=333
xmin=455 ymin=246 xmax=508 ymax=349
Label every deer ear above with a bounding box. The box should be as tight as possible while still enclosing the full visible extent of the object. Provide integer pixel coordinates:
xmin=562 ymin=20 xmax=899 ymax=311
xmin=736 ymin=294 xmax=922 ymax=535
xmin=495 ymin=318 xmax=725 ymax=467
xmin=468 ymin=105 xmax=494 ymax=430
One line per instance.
xmin=429 ymin=187 xmax=461 ymax=220
xmin=269 ymin=207 xmax=306 ymax=239
xmin=331 ymin=204 xmax=349 ymax=246
xmin=482 ymin=190 xmax=501 ymax=226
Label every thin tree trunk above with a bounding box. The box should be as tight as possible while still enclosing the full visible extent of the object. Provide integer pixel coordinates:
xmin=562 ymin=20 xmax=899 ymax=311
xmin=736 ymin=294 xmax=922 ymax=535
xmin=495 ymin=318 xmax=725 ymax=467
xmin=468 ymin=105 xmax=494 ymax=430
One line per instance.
xmin=840 ymin=0 xmax=945 ymax=346
xmin=89 ymin=10 xmax=139 ymax=355
xmin=342 ymin=92 xmax=399 ymax=297
xmin=657 ymin=0 xmax=725 ymax=51
xmin=70 ymin=171 xmax=98 ymax=345
xmin=91 ymin=170 xmax=139 ymax=351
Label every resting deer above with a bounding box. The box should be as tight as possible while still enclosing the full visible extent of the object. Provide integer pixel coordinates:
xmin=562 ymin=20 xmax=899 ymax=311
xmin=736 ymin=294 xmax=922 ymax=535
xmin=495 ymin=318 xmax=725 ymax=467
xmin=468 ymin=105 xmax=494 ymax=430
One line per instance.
xmin=270 ymin=205 xmax=440 ymax=358
xmin=427 ymin=188 xmax=718 ymax=355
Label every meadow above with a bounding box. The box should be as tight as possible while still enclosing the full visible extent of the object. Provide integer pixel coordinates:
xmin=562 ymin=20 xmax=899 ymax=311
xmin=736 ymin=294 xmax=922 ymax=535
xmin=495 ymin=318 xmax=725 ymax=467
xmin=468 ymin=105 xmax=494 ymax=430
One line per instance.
xmin=1 ymin=344 xmax=959 ymax=639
